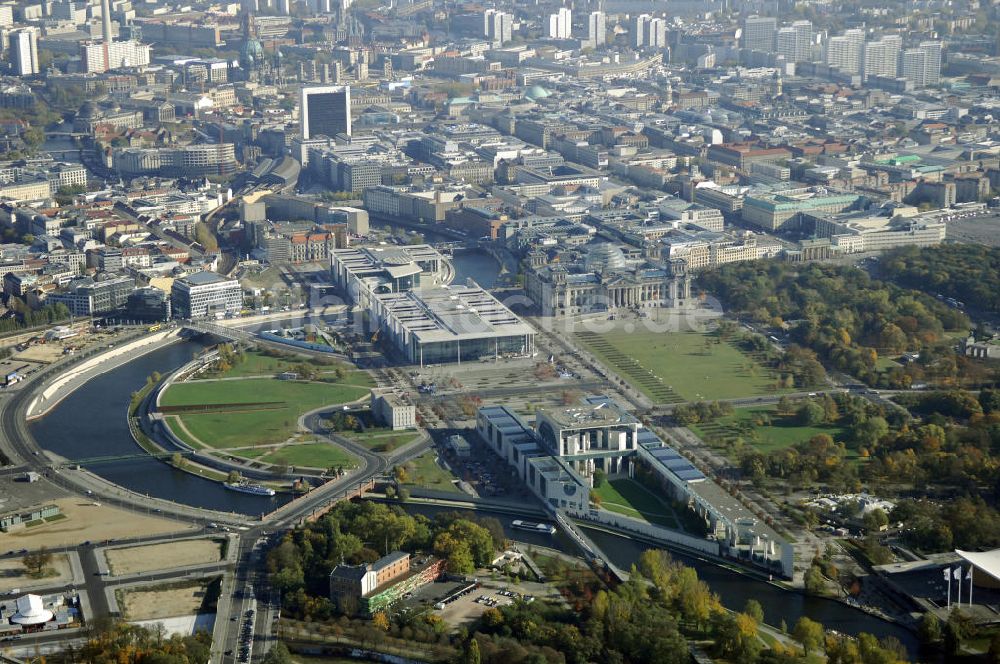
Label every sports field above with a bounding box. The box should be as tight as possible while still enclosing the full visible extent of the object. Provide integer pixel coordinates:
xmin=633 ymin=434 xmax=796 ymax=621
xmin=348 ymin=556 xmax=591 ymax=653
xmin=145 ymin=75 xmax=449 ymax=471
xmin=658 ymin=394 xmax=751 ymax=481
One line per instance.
xmin=592 ymin=478 xmax=679 ymax=528
xmin=576 ymin=329 xmax=781 ymax=402
xmin=689 ymin=406 xmax=847 ymax=455
xmin=161 ymin=378 xmax=369 ymax=448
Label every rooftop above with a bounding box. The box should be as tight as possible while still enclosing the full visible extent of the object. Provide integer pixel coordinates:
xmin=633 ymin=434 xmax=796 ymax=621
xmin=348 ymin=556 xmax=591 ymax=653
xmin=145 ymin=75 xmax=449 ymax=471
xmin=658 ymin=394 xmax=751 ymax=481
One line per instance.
xmin=376 ymin=286 xmax=534 ymax=344
xmin=178 ymin=270 xmax=233 ymax=286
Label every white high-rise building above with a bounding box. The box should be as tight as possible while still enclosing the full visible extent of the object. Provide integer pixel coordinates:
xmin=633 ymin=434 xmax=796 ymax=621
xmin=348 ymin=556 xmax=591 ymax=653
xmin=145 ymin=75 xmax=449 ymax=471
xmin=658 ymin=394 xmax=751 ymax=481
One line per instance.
xmin=900 ymin=41 xmax=942 ymax=87
xmin=863 ymin=35 xmax=901 ymax=81
xmin=484 ymin=9 xmax=512 ymax=45
xmin=742 ymin=16 xmax=777 ymax=52
xmin=81 ymin=40 xmax=151 ymax=73
xmin=633 ymin=14 xmax=666 ymax=48
xmin=548 ymin=7 xmax=572 ymax=39
xmin=918 ymin=41 xmax=942 ymax=86
xmin=775 ymin=20 xmax=812 ymax=62
xmin=633 ymin=14 xmax=649 ymax=48
xmin=587 ymin=11 xmax=606 ymax=47
xmin=900 ymin=48 xmax=928 ymax=87
xmin=8 ymin=28 xmax=38 ymax=77
xmin=645 ymin=17 xmax=667 ymax=48
xmin=824 ymin=28 xmax=865 ymax=75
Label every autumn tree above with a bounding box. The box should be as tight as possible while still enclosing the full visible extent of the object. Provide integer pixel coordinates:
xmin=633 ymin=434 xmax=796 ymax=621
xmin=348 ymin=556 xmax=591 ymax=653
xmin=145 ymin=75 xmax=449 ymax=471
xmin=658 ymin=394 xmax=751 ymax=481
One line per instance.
xmin=793 ymin=616 xmax=825 ymax=656
xmin=22 ymin=547 xmax=52 ymax=578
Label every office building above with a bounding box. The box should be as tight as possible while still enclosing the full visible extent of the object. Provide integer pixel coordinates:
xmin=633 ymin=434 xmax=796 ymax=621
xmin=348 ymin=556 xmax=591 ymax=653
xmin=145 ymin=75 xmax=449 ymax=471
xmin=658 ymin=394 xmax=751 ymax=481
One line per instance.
xmin=483 ymin=9 xmax=512 ymax=45
xmin=170 ymin=271 xmax=242 ymax=319
xmin=9 ymin=29 xmax=39 ymax=77
xmin=300 ymin=85 xmax=351 ymax=140
xmin=863 ymin=36 xmax=901 ymax=81
xmin=742 ymin=16 xmax=777 ymax=52
xmin=329 ymin=552 xmax=444 ymax=617
xmin=776 ymin=20 xmax=812 ymax=62
xmin=370 ymin=389 xmax=416 ymax=430
xmin=548 ymin=7 xmax=572 ymax=39
xmin=81 ymin=40 xmax=151 ymax=73
xmin=587 ymin=11 xmax=606 ymax=47
xmin=158 ymin=144 xmax=237 ymax=178
xmin=126 ymin=286 xmax=171 ymax=322
xmin=476 ymin=405 xmax=591 ymax=513
xmin=824 ymin=29 xmax=865 ymax=75
xmin=48 ymin=276 xmax=135 ymax=317
xmin=331 ymin=245 xmax=533 ymax=366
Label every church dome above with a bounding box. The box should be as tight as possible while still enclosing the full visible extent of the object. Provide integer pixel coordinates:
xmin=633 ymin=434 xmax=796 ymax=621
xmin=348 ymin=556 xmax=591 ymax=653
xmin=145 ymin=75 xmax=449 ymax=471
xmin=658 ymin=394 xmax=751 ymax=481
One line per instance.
xmin=584 ymin=242 xmax=627 ymax=273
xmin=525 ymin=85 xmax=551 ymax=101
xmin=241 ymin=38 xmax=264 ymax=69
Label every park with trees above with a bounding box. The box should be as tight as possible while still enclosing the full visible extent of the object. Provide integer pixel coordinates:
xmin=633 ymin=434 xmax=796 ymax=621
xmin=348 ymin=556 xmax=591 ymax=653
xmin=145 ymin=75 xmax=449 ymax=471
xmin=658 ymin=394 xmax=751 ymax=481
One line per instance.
xmin=699 ymin=260 xmax=983 ymax=389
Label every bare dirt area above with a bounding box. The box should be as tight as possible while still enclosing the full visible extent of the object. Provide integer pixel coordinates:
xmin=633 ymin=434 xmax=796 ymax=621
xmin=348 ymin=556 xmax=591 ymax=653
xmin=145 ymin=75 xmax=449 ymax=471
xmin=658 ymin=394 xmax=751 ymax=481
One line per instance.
xmin=106 ymin=539 xmax=224 ymax=576
xmin=13 ymin=345 xmax=66 ymax=364
xmin=1 ymin=498 xmax=194 ymax=550
xmin=119 ymin=580 xmax=215 ymax=621
xmin=0 ymin=553 xmax=72 ymax=593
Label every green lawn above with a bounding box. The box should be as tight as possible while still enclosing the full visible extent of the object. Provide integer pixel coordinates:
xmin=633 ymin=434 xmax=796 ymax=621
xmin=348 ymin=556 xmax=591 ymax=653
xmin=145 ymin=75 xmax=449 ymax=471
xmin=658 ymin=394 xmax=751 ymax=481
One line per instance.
xmin=576 ymin=329 xmax=783 ymax=403
xmin=400 ymin=451 xmax=463 ymax=493
xmin=226 ymin=447 xmax=271 ymax=460
xmin=260 ymin=443 xmax=358 ymax=469
xmin=161 ymin=379 xmax=370 ymax=448
xmin=167 ymin=416 xmax=206 ymax=449
xmin=875 ymin=356 xmax=902 ymax=372
xmin=161 ymin=378 xmax=368 ymax=408
xmin=341 ymin=428 xmax=422 ymax=452
xmin=690 ymin=406 xmax=848 ymax=455
xmin=200 ymin=350 xmax=372 ymax=386
xmin=593 ymin=478 xmax=679 ymax=528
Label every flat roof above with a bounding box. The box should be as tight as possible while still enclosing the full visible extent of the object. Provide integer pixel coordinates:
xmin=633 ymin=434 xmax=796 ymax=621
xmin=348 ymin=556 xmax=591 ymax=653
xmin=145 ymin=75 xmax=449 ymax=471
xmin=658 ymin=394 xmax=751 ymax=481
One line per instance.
xmin=178 ymin=270 xmax=233 ymax=286
xmin=377 ymin=286 xmax=534 ymax=344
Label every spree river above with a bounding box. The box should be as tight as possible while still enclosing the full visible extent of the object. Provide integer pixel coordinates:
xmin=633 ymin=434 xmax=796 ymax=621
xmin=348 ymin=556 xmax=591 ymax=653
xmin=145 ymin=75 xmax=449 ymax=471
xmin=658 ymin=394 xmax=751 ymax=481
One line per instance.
xmin=397 ymin=503 xmax=919 ymax=655
xmin=25 ymin=256 xmax=915 ymax=652
xmin=29 ymin=341 xmax=290 ymax=516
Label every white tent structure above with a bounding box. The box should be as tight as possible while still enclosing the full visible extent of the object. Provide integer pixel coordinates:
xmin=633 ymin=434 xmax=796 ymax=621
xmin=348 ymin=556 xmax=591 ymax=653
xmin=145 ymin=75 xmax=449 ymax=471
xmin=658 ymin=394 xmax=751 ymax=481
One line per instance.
xmin=956 ymin=549 xmax=1000 ymax=585
xmin=10 ymin=594 xmax=53 ymax=625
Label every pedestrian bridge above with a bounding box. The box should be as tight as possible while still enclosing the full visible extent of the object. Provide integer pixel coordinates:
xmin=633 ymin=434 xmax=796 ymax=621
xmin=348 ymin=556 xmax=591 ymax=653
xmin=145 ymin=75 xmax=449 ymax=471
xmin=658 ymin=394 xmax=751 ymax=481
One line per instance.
xmin=183 ymin=321 xmax=254 ymax=343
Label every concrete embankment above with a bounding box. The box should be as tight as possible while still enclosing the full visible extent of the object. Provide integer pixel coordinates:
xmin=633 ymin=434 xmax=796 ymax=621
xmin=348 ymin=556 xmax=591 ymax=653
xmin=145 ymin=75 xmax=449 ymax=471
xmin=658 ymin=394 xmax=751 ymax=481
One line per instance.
xmin=27 ymin=329 xmax=182 ymax=420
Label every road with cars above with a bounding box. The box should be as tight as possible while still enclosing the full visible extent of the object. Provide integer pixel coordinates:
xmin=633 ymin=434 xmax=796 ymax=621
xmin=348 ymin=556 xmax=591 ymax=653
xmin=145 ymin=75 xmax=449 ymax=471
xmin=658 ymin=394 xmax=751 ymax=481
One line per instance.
xmin=0 ymin=328 xmax=409 ymax=663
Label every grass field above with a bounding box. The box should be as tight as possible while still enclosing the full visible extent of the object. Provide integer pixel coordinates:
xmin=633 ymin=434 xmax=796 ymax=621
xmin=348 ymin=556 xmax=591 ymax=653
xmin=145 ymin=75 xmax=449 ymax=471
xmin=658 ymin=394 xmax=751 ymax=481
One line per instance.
xmin=576 ymin=329 xmax=782 ymax=403
xmin=689 ymin=406 xmax=847 ymax=455
xmin=226 ymin=447 xmax=270 ymax=460
xmin=342 ymin=428 xmax=423 ymax=452
xmin=400 ymin=451 xmax=463 ymax=493
xmin=168 ymin=416 xmax=206 ymax=449
xmin=162 ymin=378 xmax=370 ymax=448
xmin=259 ymin=443 xmax=357 ymax=469
xmin=213 ymin=351 xmax=373 ymax=386
xmin=593 ymin=478 xmax=679 ymax=528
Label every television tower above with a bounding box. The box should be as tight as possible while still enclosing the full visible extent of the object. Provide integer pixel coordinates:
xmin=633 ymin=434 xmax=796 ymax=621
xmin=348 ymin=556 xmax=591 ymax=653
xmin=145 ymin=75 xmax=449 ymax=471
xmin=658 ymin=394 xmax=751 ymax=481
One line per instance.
xmin=102 ymin=0 xmax=113 ymax=44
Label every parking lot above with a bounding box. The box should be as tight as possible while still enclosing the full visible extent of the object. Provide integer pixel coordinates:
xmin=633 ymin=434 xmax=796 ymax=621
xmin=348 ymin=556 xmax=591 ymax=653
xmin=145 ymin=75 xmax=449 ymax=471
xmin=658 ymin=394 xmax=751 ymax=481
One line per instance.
xmin=395 ymin=574 xmax=554 ymax=626
xmin=435 ymin=434 xmax=526 ymax=499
